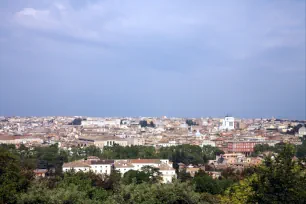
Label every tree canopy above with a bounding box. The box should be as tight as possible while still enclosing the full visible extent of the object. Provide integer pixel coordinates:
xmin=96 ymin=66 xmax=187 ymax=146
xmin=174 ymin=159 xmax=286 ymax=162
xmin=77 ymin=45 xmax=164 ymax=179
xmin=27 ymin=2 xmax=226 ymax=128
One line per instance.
xmin=223 ymin=144 xmax=306 ymax=203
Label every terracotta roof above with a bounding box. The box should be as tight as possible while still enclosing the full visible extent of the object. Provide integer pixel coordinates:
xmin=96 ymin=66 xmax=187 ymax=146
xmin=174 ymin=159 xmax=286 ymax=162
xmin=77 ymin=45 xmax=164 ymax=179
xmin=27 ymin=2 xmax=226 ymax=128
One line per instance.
xmin=87 ymin=156 xmax=100 ymax=160
xmin=63 ymin=160 xmax=90 ymax=168
xmin=114 ymin=161 xmax=134 ymax=168
xmin=158 ymin=164 xmax=175 ymax=171
xmin=0 ymin=135 xmax=41 ymax=140
xmin=0 ymin=136 xmax=16 ymax=140
xmin=130 ymin=159 xmax=161 ymax=164
xmin=33 ymin=169 xmax=48 ymax=173
xmin=91 ymin=160 xmax=114 ymax=165
xmin=186 ymin=167 xmax=199 ymax=172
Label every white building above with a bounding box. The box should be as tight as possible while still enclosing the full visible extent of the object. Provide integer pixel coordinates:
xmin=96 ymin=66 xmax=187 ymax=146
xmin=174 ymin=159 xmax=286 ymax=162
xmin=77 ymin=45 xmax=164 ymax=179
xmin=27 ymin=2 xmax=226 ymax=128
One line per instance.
xmin=158 ymin=164 xmax=176 ymax=183
xmin=62 ymin=160 xmax=91 ymax=173
xmin=201 ymin=140 xmax=216 ymax=147
xmin=63 ymin=158 xmax=177 ymax=183
xmin=115 ymin=159 xmax=176 ymax=183
xmin=298 ymin=126 xmax=306 ymax=137
xmin=127 ymin=137 xmax=145 ymax=146
xmin=63 ymin=158 xmax=113 ymax=175
xmin=81 ymin=120 xmax=105 ymax=127
xmin=90 ymin=160 xmax=113 ymax=175
xmin=114 ymin=160 xmax=136 ymax=175
xmin=0 ymin=135 xmax=43 ymax=145
xmin=130 ymin=159 xmax=161 ymax=171
xmin=219 ymin=116 xmax=235 ymax=130
xmin=156 ymin=140 xmax=178 ymax=147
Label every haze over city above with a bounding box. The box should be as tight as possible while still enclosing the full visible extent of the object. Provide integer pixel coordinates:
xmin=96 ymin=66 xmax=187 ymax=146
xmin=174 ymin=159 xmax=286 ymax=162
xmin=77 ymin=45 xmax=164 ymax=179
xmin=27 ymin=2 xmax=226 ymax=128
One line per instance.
xmin=0 ymin=0 xmax=305 ymax=119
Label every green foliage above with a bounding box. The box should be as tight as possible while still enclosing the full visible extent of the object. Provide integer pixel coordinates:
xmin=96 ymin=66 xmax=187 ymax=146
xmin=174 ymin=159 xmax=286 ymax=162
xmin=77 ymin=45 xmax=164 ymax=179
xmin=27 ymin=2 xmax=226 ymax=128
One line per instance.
xmin=17 ymin=181 xmax=92 ymax=204
xmin=123 ymin=170 xmax=149 ymax=184
xmin=17 ymin=171 xmax=109 ymax=204
xmin=105 ymin=181 xmax=220 ymax=204
xmin=141 ymin=165 xmax=162 ymax=183
xmin=61 ymin=144 xmax=224 ymax=168
xmin=102 ymin=145 xmax=157 ymax=159
xmin=221 ymin=175 xmax=256 ymax=204
xmin=223 ymin=144 xmax=306 ymax=203
xmin=252 ymin=143 xmax=286 ymax=157
xmin=177 ymin=169 xmax=192 ymax=182
xmin=186 ymin=119 xmax=197 ymax=126
xmin=296 ymin=139 xmax=306 ymax=159
xmin=123 ymin=166 xmax=161 ymax=185
xmin=34 ymin=144 xmax=67 ymax=175
xmin=286 ymin=123 xmax=305 ymax=135
xmin=68 ymin=118 xmax=84 ymax=125
xmin=139 ymin=120 xmax=155 ymax=128
xmin=2 ymin=143 xmax=306 ymax=204
xmin=102 ymin=170 xmax=122 ymax=191
xmin=202 ymin=145 xmax=224 ymax=162
xmin=0 ymin=146 xmax=33 ymax=203
xmin=159 ymin=144 xmax=224 ymax=169
xmin=193 ymin=170 xmax=233 ymax=195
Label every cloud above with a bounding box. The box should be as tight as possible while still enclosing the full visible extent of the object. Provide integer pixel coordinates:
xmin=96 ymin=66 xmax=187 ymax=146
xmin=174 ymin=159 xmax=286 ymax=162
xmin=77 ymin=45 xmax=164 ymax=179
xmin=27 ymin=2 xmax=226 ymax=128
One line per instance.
xmin=9 ymin=0 xmax=304 ymax=61
xmin=13 ymin=4 xmax=100 ymax=41
xmin=0 ymin=0 xmax=305 ymax=118
xmin=14 ymin=8 xmax=56 ymax=29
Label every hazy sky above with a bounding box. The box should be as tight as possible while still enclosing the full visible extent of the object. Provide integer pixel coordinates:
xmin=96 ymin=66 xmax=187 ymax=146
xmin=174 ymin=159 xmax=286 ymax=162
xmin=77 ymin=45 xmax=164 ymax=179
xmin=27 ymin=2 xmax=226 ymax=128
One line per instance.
xmin=0 ymin=0 xmax=305 ymax=119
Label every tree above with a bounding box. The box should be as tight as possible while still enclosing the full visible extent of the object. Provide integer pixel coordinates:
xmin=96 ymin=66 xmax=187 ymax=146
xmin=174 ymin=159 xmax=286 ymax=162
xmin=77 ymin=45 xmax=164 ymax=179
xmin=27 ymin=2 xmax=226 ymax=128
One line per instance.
xmin=34 ymin=144 xmax=66 ymax=175
xmin=177 ymin=169 xmax=192 ymax=182
xmin=223 ymin=144 xmax=306 ymax=203
xmin=141 ymin=165 xmax=162 ymax=183
xmin=69 ymin=118 xmax=84 ymax=125
xmin=0 ymin=147 xmax=33 ymax=203
xmin=17 ymin=180 xmax=106 ymax=204
xmin=186 ymin=119 xmax=197 ymax=126
xmin=202 ymin=145 xmax=224 ymax=162
xmin=192 ymin=170 xmax=233 ymax=195
xmin=105 ymin=181 xmax=220 ymax=204
xmin=149 ymin=121 xmax=156 ymax=128
xmin=296 ymin=139 xmax=306 ymax=159
xmin=139 ymin=120 xmax=148 ymax=127
xmin=102 ymin=170 xmax=121 ymax=191
xmin=122 ymin=170 xmax=150 ymax=184
xmin=84 ymin=145 xmax=103 ymax=158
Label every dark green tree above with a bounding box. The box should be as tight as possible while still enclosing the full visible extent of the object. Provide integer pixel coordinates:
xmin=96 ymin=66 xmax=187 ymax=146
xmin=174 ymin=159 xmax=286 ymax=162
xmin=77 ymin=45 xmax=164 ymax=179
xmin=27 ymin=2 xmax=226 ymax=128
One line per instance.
xmin=122 ymin=170 xmax=150 ymax=184
xmin=177 ymin=169 xmax=192 ymax=182
xmin=139 ymin=120 xmax=148 ymax=127
xmin=0 ymin=147 xmax=33 ymax=203
xmin=224 ymin=144 xmax=306 ymax=203
xmin=141 ymin=165 xmax=162 ymax=183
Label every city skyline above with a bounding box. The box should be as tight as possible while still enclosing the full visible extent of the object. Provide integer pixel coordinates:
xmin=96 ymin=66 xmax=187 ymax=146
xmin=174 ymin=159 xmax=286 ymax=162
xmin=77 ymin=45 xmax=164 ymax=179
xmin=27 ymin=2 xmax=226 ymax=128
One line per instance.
xmin=0 ymin=0 xmax=305 ymax=119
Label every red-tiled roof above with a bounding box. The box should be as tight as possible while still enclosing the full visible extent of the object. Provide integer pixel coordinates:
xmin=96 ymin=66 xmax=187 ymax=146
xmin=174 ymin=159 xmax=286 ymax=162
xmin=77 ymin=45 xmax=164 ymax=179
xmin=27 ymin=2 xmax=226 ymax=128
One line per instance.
xmin=63 ymin=160 xmax=90 ymax=168
xmin=130 ymin=159 xmax=161 ymax=164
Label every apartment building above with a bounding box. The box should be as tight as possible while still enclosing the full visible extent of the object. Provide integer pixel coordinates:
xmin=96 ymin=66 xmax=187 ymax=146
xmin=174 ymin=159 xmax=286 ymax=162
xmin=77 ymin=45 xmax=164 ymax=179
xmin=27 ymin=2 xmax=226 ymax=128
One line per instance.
xmin=63 ymin=158 xmax=114 ymax=175
xmin=63 ymin=158 xmax=176 ymax=183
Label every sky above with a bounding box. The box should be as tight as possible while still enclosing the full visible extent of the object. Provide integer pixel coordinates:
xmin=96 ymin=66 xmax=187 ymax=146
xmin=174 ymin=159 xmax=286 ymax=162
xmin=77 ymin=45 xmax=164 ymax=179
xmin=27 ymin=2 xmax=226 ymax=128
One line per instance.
xmin=0 ymin=0 xmax=305 ymax=119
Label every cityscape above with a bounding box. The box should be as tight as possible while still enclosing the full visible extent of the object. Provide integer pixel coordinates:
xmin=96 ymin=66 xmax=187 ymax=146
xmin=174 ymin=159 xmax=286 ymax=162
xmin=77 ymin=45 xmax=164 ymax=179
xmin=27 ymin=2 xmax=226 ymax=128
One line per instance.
xmin=1 ymin=115 xmax=305 ymax=152
xmin=1 ymin=115 xmax=306 ymax=203
xmin=0 ymin=0 xmax=305 ymax=203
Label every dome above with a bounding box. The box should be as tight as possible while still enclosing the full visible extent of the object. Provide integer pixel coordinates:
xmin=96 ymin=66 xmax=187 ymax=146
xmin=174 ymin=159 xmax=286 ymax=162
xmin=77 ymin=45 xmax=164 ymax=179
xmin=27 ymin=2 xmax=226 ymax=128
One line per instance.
xmin=299 ymin=126 xmax=306 ymax=134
